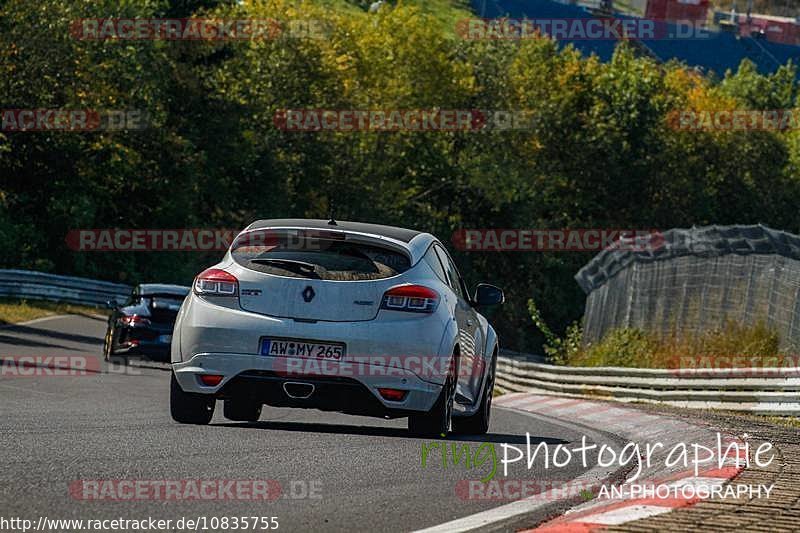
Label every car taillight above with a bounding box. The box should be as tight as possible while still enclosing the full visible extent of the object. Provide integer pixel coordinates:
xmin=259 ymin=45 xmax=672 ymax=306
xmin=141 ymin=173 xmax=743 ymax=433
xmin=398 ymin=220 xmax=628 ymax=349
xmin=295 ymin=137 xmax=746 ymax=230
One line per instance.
xmin=380 ymin=284 xmax=439 ymax=313
xmin=194 ymin=268 xmax=239 ymax=296
xmin=198 ymin=374 xmax=224 ymax=386
xmin=119 ymin=315 xmax=150 ymax=327
xmin=377 ymin=388 xmax=408 ymax=401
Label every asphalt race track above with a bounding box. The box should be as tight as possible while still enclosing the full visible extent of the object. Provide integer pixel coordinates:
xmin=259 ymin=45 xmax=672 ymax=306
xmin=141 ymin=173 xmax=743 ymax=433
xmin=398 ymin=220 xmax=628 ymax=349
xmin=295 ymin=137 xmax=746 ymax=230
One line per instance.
xmin=0 ymin=315 xmax=626 ymax=532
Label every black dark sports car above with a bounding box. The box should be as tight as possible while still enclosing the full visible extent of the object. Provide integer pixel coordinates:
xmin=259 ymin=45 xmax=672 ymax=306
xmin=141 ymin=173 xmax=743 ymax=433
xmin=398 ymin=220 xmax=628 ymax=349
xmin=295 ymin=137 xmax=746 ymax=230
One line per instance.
xmin=103 ymin=284 xmax=190 ymax=362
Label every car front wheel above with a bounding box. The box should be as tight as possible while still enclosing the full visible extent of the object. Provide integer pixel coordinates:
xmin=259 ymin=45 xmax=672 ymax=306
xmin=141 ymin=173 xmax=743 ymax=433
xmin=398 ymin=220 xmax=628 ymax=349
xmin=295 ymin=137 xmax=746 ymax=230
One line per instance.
xmin=452 ymin=354 xmax=495 ymax=435
xmin=170 ymin=373 xmax=214 ymax=424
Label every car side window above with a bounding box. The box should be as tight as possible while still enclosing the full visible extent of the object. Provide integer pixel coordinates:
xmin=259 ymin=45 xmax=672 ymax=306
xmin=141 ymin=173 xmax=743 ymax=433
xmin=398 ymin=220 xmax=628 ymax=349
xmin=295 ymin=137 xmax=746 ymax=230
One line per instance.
xmin=423 ymin=245 xmax=448 ymax=284
xmin=125 ymin=288 xmax=138 ymax=306
xmin=434 ymin=245 xmax=464 ymax=299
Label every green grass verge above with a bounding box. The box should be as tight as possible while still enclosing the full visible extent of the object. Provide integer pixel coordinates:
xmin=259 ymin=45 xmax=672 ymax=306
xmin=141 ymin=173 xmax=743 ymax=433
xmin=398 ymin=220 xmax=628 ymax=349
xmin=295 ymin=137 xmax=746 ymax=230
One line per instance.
xmin=747 ymin=414 xmax=800 ymax=430
xmin=561 ymin=321 xmax=786 ymax=369
xmin=0 ymin=298 xmax=108 ymax=326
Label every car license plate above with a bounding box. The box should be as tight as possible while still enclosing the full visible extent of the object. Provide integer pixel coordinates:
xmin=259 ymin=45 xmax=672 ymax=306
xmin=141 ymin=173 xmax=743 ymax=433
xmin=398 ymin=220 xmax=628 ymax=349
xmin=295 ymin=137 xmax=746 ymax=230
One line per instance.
xmin=158 ymin=334 xmax=172 ymax=344
xmin=260 ymin=338 xmax=345 ymax=360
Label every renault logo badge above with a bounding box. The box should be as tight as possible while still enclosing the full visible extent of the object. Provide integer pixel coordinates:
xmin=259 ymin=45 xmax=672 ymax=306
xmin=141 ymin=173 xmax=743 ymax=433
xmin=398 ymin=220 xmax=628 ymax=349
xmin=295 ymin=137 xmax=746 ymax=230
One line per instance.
xmin=302 ymin=286 xmax=315 ymax=302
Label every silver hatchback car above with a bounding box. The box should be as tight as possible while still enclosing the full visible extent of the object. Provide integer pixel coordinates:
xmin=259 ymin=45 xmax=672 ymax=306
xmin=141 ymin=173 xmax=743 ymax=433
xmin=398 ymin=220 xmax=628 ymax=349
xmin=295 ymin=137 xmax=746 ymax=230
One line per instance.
xmin=170 ymin=219 xmax=504 ymax=436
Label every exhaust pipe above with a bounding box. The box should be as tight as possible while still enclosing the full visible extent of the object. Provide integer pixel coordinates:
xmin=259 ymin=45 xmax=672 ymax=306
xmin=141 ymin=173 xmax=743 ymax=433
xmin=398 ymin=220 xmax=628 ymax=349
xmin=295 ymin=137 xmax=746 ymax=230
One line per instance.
xmin=283 ymin=381 xmax=315 ymax=399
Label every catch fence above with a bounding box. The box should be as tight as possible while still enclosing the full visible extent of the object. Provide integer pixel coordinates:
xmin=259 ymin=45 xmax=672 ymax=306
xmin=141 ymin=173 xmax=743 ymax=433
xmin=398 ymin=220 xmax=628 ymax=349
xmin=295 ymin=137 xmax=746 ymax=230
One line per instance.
xmin=576 ymin=225 xmax=800 ymax=351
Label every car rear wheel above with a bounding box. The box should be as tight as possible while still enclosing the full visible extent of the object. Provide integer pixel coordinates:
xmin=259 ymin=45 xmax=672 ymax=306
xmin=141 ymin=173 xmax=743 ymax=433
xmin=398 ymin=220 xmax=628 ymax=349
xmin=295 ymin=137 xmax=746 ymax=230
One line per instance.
xmin=452 ymin=354 xmax=496 ymax=435
xmin=170 ymin=373 xmax=214 ymax=424
xmin=102 ymin=329 xmax=113 ymax=361
xmin=223 ymin=398 xmax=262 ymax=422
xmin=408 ymin=368 xmax=454 ymax=437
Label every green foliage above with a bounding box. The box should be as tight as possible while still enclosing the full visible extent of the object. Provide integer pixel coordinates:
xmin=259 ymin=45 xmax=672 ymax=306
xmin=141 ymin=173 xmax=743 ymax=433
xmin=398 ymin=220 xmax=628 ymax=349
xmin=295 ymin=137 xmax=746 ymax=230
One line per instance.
xmin=528 ymin=298 xmax=582 ymax=365
xmin=721 ymin=60 xmax=797 ymax=110
xmin=566 ymin=321 xmax=783 ymax=368
xmin=577 ymin=328 xmax=658 ymax=368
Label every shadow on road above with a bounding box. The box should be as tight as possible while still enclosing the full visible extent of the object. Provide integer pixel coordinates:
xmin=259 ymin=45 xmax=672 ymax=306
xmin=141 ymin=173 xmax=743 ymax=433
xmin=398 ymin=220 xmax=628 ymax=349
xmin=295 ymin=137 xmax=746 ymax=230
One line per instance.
xmin=0 ymin=324 xmax=103 ymax=346
xmin=213 ymin=420 xmax=568 ymax=445
xmin=0 ymin=334 xmax=74 ymax=350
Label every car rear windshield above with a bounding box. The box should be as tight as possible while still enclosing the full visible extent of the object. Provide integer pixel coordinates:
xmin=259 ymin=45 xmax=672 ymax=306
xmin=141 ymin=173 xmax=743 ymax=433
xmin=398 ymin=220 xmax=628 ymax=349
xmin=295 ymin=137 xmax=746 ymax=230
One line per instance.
xmin=148 ymin=296 xmax=185 ymax=312
xmin=231 ymin=229 xmax=411 ymax=280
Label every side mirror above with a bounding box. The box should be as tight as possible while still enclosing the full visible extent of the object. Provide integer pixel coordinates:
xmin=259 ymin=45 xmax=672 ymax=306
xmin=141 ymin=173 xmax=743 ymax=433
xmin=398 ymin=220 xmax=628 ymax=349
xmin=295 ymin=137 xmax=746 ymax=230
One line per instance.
xmin=106 ymin=297 xmax=121 ymax=309
xmin=473 ymin=283 xmax=504 ymax=307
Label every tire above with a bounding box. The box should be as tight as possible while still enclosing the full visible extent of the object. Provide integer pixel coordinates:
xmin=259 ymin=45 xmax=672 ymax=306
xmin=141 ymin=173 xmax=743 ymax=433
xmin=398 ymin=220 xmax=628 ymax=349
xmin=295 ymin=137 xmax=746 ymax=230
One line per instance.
xmin=170 ymin=372 xmax=214 ymax=424
xmin=452 ymin=354 xmax=496 ymax=435
xmin=223 ymin=398 xmax=262 ymax=422
xmin=103 ymin=328 xmax=113 ymax=362
xmin=408 ymin=367 xmax=455 ymax=437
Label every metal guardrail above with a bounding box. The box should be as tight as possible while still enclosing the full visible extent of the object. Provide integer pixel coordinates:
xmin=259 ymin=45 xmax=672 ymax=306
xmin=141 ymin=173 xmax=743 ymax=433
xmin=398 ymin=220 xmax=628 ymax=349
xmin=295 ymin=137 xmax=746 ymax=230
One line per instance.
xmin=3 ymin=269 xmax=798 ymax=415
xmin=0 ymin=269 xmax=131 ymax=307
xmin=495 ymin=355 xmax=800 ymax=416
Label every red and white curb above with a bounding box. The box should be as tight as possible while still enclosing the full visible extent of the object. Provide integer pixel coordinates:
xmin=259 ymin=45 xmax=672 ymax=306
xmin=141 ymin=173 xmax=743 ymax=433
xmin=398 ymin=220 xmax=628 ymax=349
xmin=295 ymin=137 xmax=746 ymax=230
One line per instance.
xmin=531 ymin=467 xmax=743 ymax=531
xmin=494 ymin=393 xmax=747 ymax=532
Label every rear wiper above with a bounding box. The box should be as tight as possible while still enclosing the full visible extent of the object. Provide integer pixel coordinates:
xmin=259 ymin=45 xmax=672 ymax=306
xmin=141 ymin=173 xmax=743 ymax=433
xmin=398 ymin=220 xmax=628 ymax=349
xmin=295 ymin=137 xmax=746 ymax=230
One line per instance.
xmin=250 ymin=258 xmax=322 ymax=278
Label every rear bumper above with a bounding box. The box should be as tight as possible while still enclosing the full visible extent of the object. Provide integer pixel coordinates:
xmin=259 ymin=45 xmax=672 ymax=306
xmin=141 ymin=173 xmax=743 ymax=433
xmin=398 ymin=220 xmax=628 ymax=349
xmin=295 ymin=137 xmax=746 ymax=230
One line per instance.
xmin=174 ymin=294 xmax=453 ymax=381
xmin=223 ymin=371 xmax=420 ymax=418
xmin=116 ymin=342 xmax=171 ymax=361
xmin=172 ymin=352 xmax=441 ymax=415
xmin=114 ymin=326 xmax=172 ymax=360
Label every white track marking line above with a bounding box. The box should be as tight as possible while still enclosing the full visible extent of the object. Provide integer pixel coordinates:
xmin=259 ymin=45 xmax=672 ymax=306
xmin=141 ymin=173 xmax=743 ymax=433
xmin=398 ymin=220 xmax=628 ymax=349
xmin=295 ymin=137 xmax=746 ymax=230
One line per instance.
xmin=413 ymin=406 xmax=624 ymax=533
xmin=579 ymin=504 xmax=672 ymax=525
xmin=666 ymin=476 xmax=727 ymax=489
xmin=415 ymin=470 xmax=607 ymax=533
xmin=0 ymin=314 xmax=75 ymax=329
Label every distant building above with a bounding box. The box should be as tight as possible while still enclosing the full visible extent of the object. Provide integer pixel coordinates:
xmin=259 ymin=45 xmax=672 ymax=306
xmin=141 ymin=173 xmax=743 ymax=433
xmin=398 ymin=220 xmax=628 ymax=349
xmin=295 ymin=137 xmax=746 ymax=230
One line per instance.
xmin=473 ymin=0 xmax=800 ymax=78
xmin=737 ymin=13 xmax=800 ymax=46
xmin=645 ymin=0 xmax=710 ymax=25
